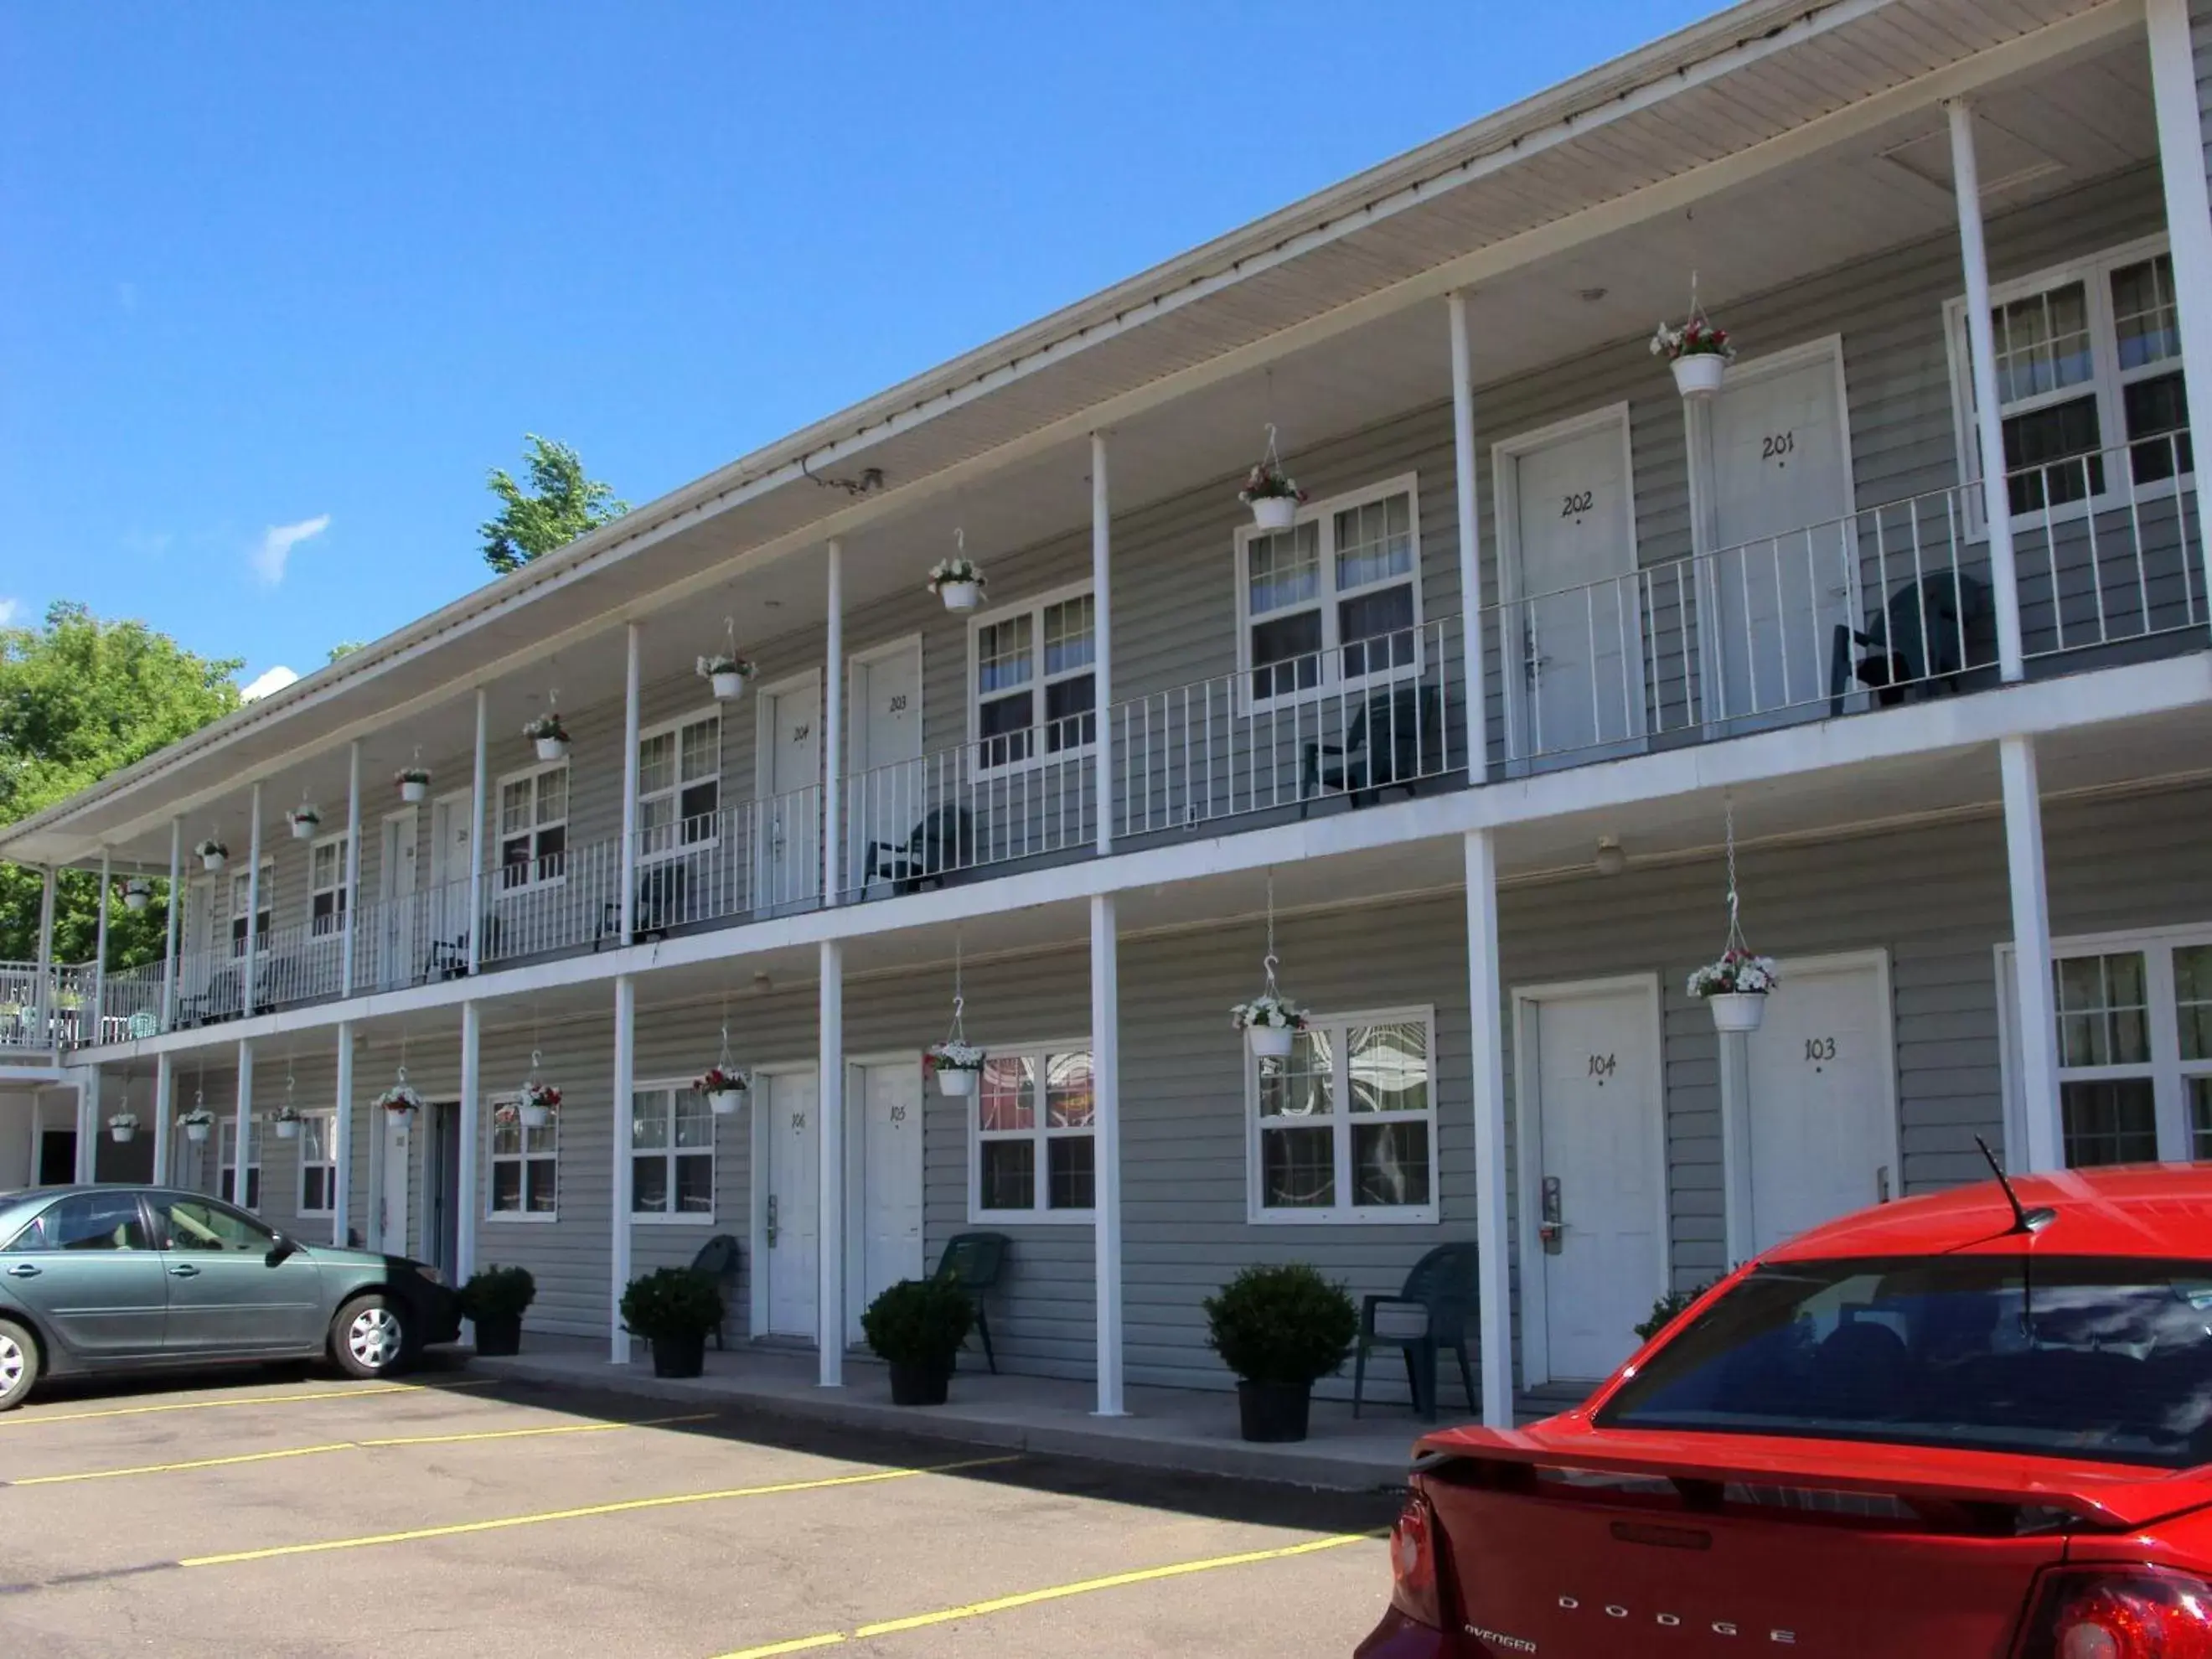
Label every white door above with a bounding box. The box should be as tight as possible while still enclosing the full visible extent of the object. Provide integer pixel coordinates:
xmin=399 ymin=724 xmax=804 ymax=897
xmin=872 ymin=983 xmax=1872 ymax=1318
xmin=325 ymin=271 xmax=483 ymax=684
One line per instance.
xmin=1708 ymin=350 xmax=1854 ymax=719
xmin=757 ymin=675 xmax=822 ymax=907
xmin=848 ymin=1061 xmax=925 ymax=1343
xmin=1743 ymin=959 xmax=1894 ymax=1256
xmin=380 ymin=1109 xmax=411 ymax=1258
xmin=1527 ymin=985 xmax=1663 ymax=1384
xmin=377 ymin=808 xmax=419 ymax=989
xmin=1506 ymin=416 xmax=1641 ymax=759
xmin=429 ymin=790 xmax=473 ymax=948
xmin=848 ymin=641 xmax=923 ymax=894
xmin=763 ymin=1071 xmax=820 ymax=1339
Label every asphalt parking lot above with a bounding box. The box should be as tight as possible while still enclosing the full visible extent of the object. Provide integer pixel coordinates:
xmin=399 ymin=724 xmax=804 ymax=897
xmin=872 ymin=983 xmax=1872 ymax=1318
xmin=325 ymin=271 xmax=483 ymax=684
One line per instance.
xmin=0 ymin=1359 xmax=1398 ymax=1657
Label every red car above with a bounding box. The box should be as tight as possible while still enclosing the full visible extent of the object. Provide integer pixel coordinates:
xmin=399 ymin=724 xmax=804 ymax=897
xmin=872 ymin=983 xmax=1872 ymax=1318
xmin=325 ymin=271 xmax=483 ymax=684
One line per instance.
xmin=1360 ymin=1164 xmax=2212 ymax=1657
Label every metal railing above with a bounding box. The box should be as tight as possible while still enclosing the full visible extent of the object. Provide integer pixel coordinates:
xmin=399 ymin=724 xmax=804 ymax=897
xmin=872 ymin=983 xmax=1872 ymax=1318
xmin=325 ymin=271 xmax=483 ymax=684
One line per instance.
xmin=841 ymin=729 xmax=1092 ymax=902
xmin=2011 ymin=432 xmax=2204 ymax=659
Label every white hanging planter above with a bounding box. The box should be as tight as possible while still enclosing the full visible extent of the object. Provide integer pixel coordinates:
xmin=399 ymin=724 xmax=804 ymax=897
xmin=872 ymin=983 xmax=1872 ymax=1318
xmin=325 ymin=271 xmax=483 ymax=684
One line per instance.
xmin=1670 ymin=353 xmax=1729 ymax=398
xmin=183 ymin=1117 xmax=212 ymax=1144
xmin=533 ymin=736 xmax=570 ymax=762
xmin=941 ymin=580 xmax=980 ymax=612
xmin=519 ymin=1102 xmax=552 ymax=1129
xmin=274 ymin=1114 xmax=301 ymax=1140
xmin=1707 ymin=992 xmax=1767 ymax=1034
xmin=289 ymin=815 xmax=319 ymax=841
xmin=928 ymin=978 xmax=985 ymax=1100
xmin=1238 ymin=429 xmax=1307 ymax=535
xmin=1231 ymin=936 xmax=1305 ymax=1064
xmin=936 ymin=1066 xmax=978 ymax=1098
xmin=1248 ymin=495 xmax=1300 ymax=533
xmin=396 ymin=769 xmax=432 ymax=804
xmin=196 ymin=842 xmax=228 ymax=873
xmin=1247 ymin=1024 xmax=1295 ymax=1060
xmin=122 ymin=879 xmax=152 ymax=912
xmin=107 ymin=1117 xmax=138 ymax=1145
xmin=928 ymin=539 xmax=986 ymax=614
xmin=711 ymin=671 xmax=747 ymax=701
xmin=708 ymin=1088 xmax=745 ymax=1116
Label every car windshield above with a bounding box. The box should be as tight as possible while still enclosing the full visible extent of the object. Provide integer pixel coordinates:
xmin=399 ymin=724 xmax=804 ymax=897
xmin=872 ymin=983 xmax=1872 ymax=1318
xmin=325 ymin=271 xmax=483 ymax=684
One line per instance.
xmin=1597 ymin=1255 xmax=2212 ymax=1470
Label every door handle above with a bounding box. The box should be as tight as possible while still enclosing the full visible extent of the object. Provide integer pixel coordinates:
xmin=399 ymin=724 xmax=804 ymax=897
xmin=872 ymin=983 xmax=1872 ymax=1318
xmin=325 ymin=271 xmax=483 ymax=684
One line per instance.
xmin=6 ymin=1262 xmax=39 ymax=1279
xmin=1876 ymin=1165 xmax=1892 ymax=1204
xmin=168 ymin=1264 xmax=202 ymax=1279
xmin=1539 ymin=1176 xmax=1564 ymax=1251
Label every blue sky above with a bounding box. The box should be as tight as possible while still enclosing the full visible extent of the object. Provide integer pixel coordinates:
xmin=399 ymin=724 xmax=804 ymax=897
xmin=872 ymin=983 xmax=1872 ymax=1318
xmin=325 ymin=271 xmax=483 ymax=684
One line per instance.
xmin=1 ymin=2 xmax=1711 ymax=688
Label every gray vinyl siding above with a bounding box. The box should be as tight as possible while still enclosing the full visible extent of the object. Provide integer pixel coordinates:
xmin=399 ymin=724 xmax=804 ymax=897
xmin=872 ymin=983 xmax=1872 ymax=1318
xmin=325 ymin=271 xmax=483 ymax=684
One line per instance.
xmin=2196 ymin=0 xmax=2212 ymax=192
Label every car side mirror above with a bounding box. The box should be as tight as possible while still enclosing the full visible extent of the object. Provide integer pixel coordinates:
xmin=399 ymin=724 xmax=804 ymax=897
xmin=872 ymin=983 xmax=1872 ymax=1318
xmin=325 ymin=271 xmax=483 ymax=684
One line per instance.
xmin=265 ymin=1234 xmax=298 ymax=1268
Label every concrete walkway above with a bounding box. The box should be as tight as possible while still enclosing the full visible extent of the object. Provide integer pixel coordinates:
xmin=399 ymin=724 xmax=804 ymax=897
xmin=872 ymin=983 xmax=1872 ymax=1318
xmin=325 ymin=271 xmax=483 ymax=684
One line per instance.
xmin=468 ymin=1335 xmax=1461 ymax=1491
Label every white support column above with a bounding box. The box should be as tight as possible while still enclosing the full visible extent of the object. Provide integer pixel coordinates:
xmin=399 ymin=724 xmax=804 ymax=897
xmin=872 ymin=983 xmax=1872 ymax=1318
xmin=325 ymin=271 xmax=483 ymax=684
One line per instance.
xmin=824 ymin=540 xmax=845 ymax=906
xmin=333 ymin=1021 xmax=354 ymax=1246
xmin=1949 ymin=99 xmax=2028 ymax=683
xmin=1090 ymin=893 xmax=1124 ymax=1415
xmin=341 ymin=741 xmax=362 ymax=998
xmin=161 ymin=819 xmax=182 ymax=1032
xmin=93 ymin=848 xmax=111 ymax=1044
xmin=468 ymin=690 xmax=488 ymax=974
xmin=244 ymin=781 xmax=265 ymax=1015
xmin=1449 ymin=292 xmax=1488 ymax=785
xmin=152 ymin=1051 xmax=174 ymax=1186
xmin=365 ymin=1054 xmax=385 ymax=1254
xmin=611 ymin=974 xmax=635 ymax=1363
xmin=457 ymin=1002 xmax=482 ymax=1287
xmin=1092 ymin=432 xmax=1114 ymax=854
xmin=76 ymin=1069 xmax=97 ymax=1183
xmin=619 ymin=623 xmax=642 ymax=944
xmin=817 ymin=938 xmax=845 ymax=1387
xmin=234 ymin=1039 xmax=254 ymax=1207
xmin=34 ymin=865 xmax=55 ymax=1048
xmin=2146 ymin=0 xmax=2212 ymax=631
xmin=2001 ymin=734 xmax=2065 ymax=1172
xmin=1464 ymin=829 xmax=1514 ymax=1427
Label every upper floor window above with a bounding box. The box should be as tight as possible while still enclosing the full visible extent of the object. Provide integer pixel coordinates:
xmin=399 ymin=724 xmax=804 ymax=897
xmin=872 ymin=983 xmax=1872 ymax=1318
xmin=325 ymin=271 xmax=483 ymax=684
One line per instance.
xmin=310 ymin=835 xmax=349 ymax=938
xmin=222 ymin=861 xmax=274 ymax=957
xmin=970 ymin=585 xmax=1095 ymax=773
xmin=1247 ymin=1008 xmax=1437 ymax=1223
xmin=1947 ymin=237 xmax=2191 ymax=520
xmin=971 ymin=1042 xmax=1094 ymax=1220
xmin=639 ymin=711 xmax=721 ymax=857
xmin=1235 ymin=475 xmax=1422 ymax=706
xmin=498 ymin=762 xmax=568 ymax=892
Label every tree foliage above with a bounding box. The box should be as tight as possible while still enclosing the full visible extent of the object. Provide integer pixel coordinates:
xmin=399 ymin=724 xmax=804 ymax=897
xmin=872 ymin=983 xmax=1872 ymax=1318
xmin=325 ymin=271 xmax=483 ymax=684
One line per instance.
xmin=479 ymin=435 xmax=628 ymax=576
xmin=0 ymin=602 xmax=241 ymax=965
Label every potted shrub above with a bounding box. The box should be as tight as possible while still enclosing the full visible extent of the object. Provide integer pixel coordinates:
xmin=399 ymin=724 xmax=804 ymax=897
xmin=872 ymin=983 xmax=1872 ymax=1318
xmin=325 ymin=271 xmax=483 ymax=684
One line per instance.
xmin=694 ymin=1065 xmax=747 ymax=1115
xmin=1232 ymin=992 xmax=1305 ymax=1061
xmin=1688 ymin=948 xmax=1777 ymax=1034
xmin=106 ymin=1111 xmax=139 ymax=1145
xmin=121 ymin=877 xmax=153 ymax=913
xmin=517 ymin=1079 xmax=561 ymax=1130
xmin=287 ymin=803 xmax=322 ymax=841
xmin=619 ymin=1266 xmax=723 ymax=1378
xmin=461 ymin=1264 xmax=536 ymax=1357
xmin=525 ymin=711 xmax=570 ymax=762
xmin=924 ymin=1039 xmax=985 ymax=1098
xmin=1651 ymin=312 xmax=1735 ymax=398
xmin=194 ymin=838 xmax=229 ymax=873
xmin=861 ymin=1276 xmax=974 ymax=1407
xmin=696 ymin=653 xmax=756 ymax=702
xmin=395 ymin=765 xmax=432 ymax=804
xmin=1204 ymin=1263 xmax=1358 ymax=1443
xmin=1238 ymin=459 xmax=1306 ymax=533
xmin=1634 ymin=1281 xmax=1715 ymax=1345
xmin=178 ymin=1107 xmax=214 ymax=1144
xmin=273 ymin=1105 xmax=302 ymax=1140
xmin=927 ymin=556 xmax=985 ymax=612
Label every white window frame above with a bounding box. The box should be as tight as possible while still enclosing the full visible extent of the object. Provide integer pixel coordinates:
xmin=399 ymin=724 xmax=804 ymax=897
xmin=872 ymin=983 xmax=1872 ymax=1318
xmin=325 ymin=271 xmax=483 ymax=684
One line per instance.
xmin=1998 ymin=921 xmax=2212 ymax=1168
xmin=309 ymin=832 xmax=349 ymax=938
xmin=966 ymin=580 xmax=1098 ymax=776
xmin=1244 ymin=1003 xmax=1439 ymax=1225
xmin=1232 ymin=471 xmax=1424 ymax=715
xmin=494 ymin=760 xmax=570 ymax=895
xmin=219 ymin=860 xmax=275 ymax=957
xmin=485 ymin=1093 xmax=560 ymax=1221
xmin=638 ymin=707 xmax=722 ymax=861
xmin=1945 ymin=232 xmax=2193 ymax=533
xmin=218 ymin=1117 xmax=264 ymax=1213
xmin=968 ymin=1036 xmax=1096 ymax=1224
xmin=630 ymin=1079 xmax=717 ymax=1224
xmin=295 ymin=1109 xmax=338 ymax=1217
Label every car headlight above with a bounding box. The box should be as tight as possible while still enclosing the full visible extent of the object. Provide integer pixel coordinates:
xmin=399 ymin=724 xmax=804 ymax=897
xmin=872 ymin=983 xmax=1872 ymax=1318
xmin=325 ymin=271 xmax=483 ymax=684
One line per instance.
xmin=414 ymin=1264 xmax=445 ymax=1287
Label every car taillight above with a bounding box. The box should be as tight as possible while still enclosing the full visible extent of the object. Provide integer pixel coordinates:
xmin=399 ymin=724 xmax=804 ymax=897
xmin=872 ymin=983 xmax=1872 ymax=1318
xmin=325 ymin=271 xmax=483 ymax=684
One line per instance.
xmin=1388 ymin=1491 xmax=1443 ymax=1631
xmin=2013 ymin=1568 xmax=2212 ymax=1659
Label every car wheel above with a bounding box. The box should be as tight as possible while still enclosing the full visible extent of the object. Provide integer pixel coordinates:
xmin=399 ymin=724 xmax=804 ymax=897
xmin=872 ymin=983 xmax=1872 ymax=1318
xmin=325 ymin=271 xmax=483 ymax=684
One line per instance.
xmin=0 ymin=1316 xmax=40 ymax=1411
xmin=329 ymin=1295 xmax=411 ymax=1379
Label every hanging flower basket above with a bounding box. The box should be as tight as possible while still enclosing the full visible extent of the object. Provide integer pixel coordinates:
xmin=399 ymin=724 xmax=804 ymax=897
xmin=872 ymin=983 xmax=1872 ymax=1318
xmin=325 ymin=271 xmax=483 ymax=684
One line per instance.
xmin=518 ymin=1079 xmax=561 ymax=1130
xmin=106 ymin=1112 xmax=139 ymax=1145
xmin=395 ymin=767 xmax=432 ymax=804
xmin=179 ymin=1109 xmax=214 ymax=1144
xmin=925 ymin=1040 xmax=985 ymax=1098
xmin=1238 ymin=425 xmax=1307 ymax=532
xmin=121 ymin=877 xmax=152 ymax=913
xmin=696 ymin=654 xmax=756 ymax=703
xmin=288 ymin=805 xmax=322 ymax=841
xmin=194 ymin=839 xmax=229 ymax=873
xmin=1651 ymin=312 xmax=1735 ymax=399
xmin=1689 ymin=952 xmax=1777 ymax=1033
xmin=525 ymin=712 xmax=570 ymax=762
xmin=1233 ymin=992 xmax=1306 ymax=1060
xmin=928 ymin=556 xmax=985 ymax=613
xmin=694 ymin=1065 xmax=748 ymax=1115
xmin=274 ymin=1106 xmax=302 ymax=1140
xmin=376 ymin=1078 xmax=422 ymax=1119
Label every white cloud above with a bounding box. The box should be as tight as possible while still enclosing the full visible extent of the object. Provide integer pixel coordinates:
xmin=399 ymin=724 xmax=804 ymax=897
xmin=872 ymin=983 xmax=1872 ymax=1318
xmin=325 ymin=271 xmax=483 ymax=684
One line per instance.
xmin=240 ymin=665 xmax=300 ymax=702
xmin=251 ymin=514 xmax=331 ymax=585
xmin=0 ymin=599 xmax=18 ymax=627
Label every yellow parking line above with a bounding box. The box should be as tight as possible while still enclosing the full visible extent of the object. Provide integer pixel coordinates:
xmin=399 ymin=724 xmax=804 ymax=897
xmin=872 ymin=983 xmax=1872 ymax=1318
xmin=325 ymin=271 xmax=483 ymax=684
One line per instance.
xmin=178 ymin=1455 xmax=1021 ymax=1568
xmin=9 ymin=1413 xmax=718 ymax=1486
xmin=710 ymin=1532 xmax=1377 ymax=1658
xmin=0 ymin=1377 xmax=497 ymax=1429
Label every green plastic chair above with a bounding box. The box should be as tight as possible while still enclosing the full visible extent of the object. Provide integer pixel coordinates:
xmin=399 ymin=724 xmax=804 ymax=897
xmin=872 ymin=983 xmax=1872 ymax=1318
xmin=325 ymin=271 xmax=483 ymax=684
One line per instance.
xmin=933 ymin=1232 xmax=1010 ymax=1372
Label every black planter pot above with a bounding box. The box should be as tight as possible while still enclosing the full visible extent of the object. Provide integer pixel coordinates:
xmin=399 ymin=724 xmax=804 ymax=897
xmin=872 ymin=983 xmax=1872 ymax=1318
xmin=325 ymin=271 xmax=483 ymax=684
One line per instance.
xmin=888 ymin=1359 xmax=951 ymax=1406
xmin=651 ymin=1330 xmax=708 ymax=1379
xmin=1236 ymin=1379 xmax=1313 ymax=1443
xmin=472 ymin=1313 xmax=522 ymax=1357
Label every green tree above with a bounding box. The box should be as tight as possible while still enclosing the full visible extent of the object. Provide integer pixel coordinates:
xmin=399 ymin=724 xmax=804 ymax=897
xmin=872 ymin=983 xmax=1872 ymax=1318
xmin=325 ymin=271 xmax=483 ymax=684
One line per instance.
xmin=0 ymin=602 xmax=241 ymax=966
xmin=327 ymin=640 xmax=365 ymax=663
xmin=478 ymin=435 xmax=628 ymax=575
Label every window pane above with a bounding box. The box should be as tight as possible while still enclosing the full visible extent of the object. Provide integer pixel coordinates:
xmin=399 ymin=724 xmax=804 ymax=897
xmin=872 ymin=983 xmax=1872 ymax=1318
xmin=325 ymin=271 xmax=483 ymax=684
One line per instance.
xmin=524 ymin=1122 xmax=557 ymax=1156
xmin=2111 ymin=256 xmax=2180 ymax=370
xmin=299 ymin=1114 xmax=331 ymax=1164
xmin=44 ymin=1193 xmax=150 ymax=1251
xmin=1048 ymin=1136 xmax=1094 ymax=1210
xmin=160 ymin=1196 xmax=269 ymax=1252
xmin=501 ymin=779 xmax=533 ymax=836
xmin=2191 ymin=1077 xmax=2212 ymax=1162
xmin=632 ymin=1098 xmax=669 ymax=1150
xmin=2178 ymin=946 xmax=2212 ymax=1062
xmin=1992 ymin=282 xmax=2093 ymax=404
xmin=1335 ymin=494 xmax=1414 ymax=590
xmin=1046 ymin=1052 xmax=1093 ymax=1128
xmin=979 ymin=1057 xmax=1035 ymax=1131
xmin=2122 ymin=373 xmax=2194 ymax=485
xmin=1258 ymin=1028 xmax=1332 ymax=1119
xmin=2054 ymin=953 xmax=2150 ymax=1067
xmin=1352 ymin=1120 xmax=1431 ymax=1207
xmin=535 ymin=767 xmax=567 ymax=825
xmin=492 ymin=1162 xmax=523 ymax=1211
xmin=977 ymin=615 xmax=1033 ymax=694
xmin=1250 ymin=611 xmax=1323 ymax=700
xmin=679 ymin=717 xmax=720 ymax=783
xmin=1348 ymin=1022 xmax=1429 ymax=1114
xmin=675 ymin=1153 xmax=714 ymax=1213
xmin=1248 ymin=522 xmax=1320 ymax=615
xmin=1339 ymin=586 xmax=1416 ymax=678
xmin=678 ymin=779 xmax=719 ymax=830
xmin=2003 ymin=397 xmax=2104 ymax=514
xmin=1261 ymin=1125 xmax=1336 ymax=1209
xmin=1043 ymin=673 xmax=1095 ymax=752
xmin=633 ymin=1155 xmax=669 ymax=1214
xmin=674 ymin=1094 xmax=715 ymax=1149
xmin=525 ymin=1156 xmax=557 ymax=1212
xmin=979 ymin=691 xmax=1034 ymax=768
xmin=493 ymin=1118 xmax=522 ymax=1156
xmin=1042 ymin=595 xmax=1094 ymax=675
xmin=638 ymin=732 xmax=676 ymax=798
xmin=980 ymin=1140 xmax=1035 ymax=1210
xmin=2062 ymin=1078 xmax=2159 ymax=1169
xmin=302 ymin=1167 xmax=332 ymax=1212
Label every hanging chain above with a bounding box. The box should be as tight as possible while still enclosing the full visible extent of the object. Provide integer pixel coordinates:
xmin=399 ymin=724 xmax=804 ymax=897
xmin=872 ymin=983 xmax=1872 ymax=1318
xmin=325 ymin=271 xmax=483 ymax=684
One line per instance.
xmin=1723 ymin=796 xmax=1749 ymax=957
xmin=945 ymin=932 xmax=967 ymax=1044
xmin=718 ymin=988 xmax=734 ymax=1070
xmin=723 ymin=615 xmax=737 ymax=657
xmin=1261 ymin=870 xmax=1280 ymax=997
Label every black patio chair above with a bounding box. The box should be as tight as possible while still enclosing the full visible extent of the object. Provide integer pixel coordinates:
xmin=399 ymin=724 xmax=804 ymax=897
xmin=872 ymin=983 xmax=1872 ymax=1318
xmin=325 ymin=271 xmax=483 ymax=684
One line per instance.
xmin=865 ymin=805 xmax=976 ymax=897
xmin=1351 ymin=1241 xmax=1480 ymax=1421
xmin=934 ymin=1230 xmax=1010 ymax=1373
xmin=1299 ymin=683 xmax=1444 ymax=816
xmin=690 ymin=1233 xmax=744 ymax=1350
xmin=1828 ymin=571 xmax=1995 ymax=714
